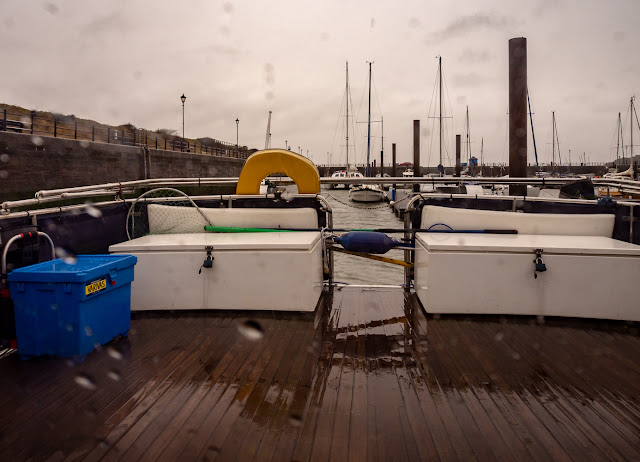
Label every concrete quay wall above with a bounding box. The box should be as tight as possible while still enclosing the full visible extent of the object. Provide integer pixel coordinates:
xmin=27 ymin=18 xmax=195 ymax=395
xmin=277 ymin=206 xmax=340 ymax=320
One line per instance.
xmin=0 ymin=132 xmax=245 ymax=200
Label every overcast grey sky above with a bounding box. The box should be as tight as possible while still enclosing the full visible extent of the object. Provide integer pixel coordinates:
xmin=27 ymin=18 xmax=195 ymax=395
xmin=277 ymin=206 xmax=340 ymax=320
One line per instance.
xmin=1 ymin=0 xmax=638 ymax=167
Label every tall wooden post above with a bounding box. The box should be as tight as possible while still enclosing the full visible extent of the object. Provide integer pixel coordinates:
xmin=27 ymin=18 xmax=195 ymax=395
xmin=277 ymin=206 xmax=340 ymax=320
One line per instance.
xmin=392 ymin=143 xmax=397 ymax=191
xmin=509 ymin=37 xmax=527 ymax=196
xmin=413 ymin=120 xmax=420 ymax=193
xmin=455 ymin=135 xmax=461 ymax=177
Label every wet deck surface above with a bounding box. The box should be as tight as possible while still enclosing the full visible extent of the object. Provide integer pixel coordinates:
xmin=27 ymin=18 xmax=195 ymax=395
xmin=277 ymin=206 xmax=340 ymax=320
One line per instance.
xmin=1 ymin=287 xmax=639 ymax=461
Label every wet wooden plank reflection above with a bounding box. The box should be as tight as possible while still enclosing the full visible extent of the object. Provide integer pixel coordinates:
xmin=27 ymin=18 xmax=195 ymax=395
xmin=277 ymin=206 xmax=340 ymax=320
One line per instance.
xmin=0 ymin=288 xmax=639 ymax=461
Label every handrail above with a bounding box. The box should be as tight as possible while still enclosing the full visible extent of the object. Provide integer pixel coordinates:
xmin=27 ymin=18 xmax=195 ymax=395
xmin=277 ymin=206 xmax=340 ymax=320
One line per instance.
xmin=1 ymin=231 xmax=55 ymax=279
xmin=0 ymin=107 xmax=250 ymax=158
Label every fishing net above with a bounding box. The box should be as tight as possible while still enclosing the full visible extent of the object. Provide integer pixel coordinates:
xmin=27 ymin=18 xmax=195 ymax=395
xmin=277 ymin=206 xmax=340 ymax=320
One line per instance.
xmin=126 ymin=188 xmax=213 ymax=240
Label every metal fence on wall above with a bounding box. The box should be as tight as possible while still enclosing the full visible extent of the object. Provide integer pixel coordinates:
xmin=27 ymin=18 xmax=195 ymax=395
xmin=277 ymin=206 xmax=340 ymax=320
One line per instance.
xmin=0 ymin=108 xmax=250 ymax=159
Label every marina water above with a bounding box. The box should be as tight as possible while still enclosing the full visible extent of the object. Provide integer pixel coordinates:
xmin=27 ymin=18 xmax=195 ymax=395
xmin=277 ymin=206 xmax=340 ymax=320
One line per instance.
xmin=321 ymin=187 xmax=405 ymax=286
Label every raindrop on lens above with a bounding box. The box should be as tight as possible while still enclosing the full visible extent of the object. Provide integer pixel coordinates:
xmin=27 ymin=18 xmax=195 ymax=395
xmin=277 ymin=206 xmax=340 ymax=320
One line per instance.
xmin=0 ymin=170 xmax=7 ymax=179
xmin=74 ymin=373 xmax=96 ymax=390
xmin=237 ymin=320 xmax=264 ymax=341
xmin=84 ymin=326 xmax=93 ymax=337
xmin=288 ymin=414 xmax=302 ymax=427
xmin=0 ymin=153 xmax=9 ymax=162
xmin=56 ymin=247 xmax=77 ymax=265
xmin=107 ymin=369 xmax=121 ymax=381
xmin=79 ymin=140 xmax=90 ymax=148
xmin=31 ymin=135 xmax=43 ymax=146
xmin=84 ymin=201 xmax=102 ymax=218
xmin=106 ymin=346 xmax=123 ymax=360
xmin=494 ymin=332 xmax=504 ymax=341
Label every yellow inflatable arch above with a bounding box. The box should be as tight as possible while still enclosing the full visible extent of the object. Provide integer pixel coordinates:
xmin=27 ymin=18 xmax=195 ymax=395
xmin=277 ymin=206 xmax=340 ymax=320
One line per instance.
xmin=236 ymin=149 xmax=321 ymax=195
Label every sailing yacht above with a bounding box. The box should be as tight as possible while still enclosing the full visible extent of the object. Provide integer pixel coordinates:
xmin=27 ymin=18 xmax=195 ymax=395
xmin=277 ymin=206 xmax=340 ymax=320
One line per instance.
xmin=328 ymin=62 xmax=364 ymax=190
xmin=349 ymin=62 xmax=385 ymax=203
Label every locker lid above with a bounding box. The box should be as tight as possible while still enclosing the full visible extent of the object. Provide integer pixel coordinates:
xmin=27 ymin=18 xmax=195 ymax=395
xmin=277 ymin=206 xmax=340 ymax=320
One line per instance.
xmin=109 ymin=232 xmax=321 ymax=252
xmin=415 ymin=233 xmax=640 ymax=256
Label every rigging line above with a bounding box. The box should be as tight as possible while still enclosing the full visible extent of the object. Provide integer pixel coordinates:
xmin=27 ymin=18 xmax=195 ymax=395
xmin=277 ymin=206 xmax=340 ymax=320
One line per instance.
xmin=442 ymin=65 xmax=455 ymax=165
xmin=372 ymin=74 xmax=383 ymax=121
xmin=555 ymin=114 xmax=563 ymax=169
xmin=426 ymin=62 xmax=440 ymax=167
xmin=329 ymin=86 xmax=348 ymax=166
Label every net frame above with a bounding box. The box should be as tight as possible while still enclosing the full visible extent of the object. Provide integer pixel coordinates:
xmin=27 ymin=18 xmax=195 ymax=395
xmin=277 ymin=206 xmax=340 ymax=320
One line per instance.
xmin=125 ymin=187 xmax=214 ymax=240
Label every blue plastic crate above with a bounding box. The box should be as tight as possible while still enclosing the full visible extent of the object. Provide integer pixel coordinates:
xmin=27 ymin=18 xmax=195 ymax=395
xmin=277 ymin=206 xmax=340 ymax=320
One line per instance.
xmin=7 ymin=254 xmax=137 ymax=358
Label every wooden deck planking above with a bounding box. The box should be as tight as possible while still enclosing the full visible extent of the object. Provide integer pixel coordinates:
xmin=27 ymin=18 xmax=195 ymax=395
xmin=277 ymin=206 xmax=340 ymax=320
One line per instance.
xmin=0 ymin=287 xmax=639 ymax=461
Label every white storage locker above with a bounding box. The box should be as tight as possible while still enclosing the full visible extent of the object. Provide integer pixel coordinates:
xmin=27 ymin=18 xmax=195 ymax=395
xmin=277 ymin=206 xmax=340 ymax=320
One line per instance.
xmin=110 ymin=232 xmax=324 ymax=312
xmin=414 ymin=233 xmax=640 ymax=321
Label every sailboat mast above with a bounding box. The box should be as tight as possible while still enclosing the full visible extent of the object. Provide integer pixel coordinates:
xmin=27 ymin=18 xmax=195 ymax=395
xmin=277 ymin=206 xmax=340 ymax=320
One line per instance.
xmin=631 ymin=97 xmax=634 ymax=161
xmin=345 ymin=62 xmax=350 ymax=171
xmin=617 ymin=112 xmax=621 ymax=167
xmin=466 ymin=106 xmax=470 ymax=167
xmin=439 ymin=56 xmax=443 ymax=168
xmin=481 ymin=137 xmax=484 ymax=177
xmin=381 ymin=116 xmax=384 ymax=174
xmin=552 ymin=111 xmax=556 ymax=172
xmin=366 ymin=61 xmax=372 ymax=177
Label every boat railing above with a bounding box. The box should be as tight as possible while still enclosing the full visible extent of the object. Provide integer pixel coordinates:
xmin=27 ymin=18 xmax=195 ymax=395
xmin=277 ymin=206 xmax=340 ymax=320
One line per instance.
xmin=3 ymin=175 xmax=640 ymax=213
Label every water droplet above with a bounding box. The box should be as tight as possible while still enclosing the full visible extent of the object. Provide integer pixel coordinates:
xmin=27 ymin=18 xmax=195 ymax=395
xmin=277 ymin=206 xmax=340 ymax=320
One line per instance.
xmin=207 ymin=445 xmax=220 ymax=454
xmin=512 ymin=352 xmax=521 ymax=360
xmin=288 ymin=414 xmax=302 ymax=427
xmin=370 ymin=17 xmax=375 ymax=28
xmin=84 ymin=326 xmax=93 ymax=337
xmin=494 ymin=332 xmax=504 ymax=341
xmin=31 ymin=136 xmax=43 ymax=146
xmin=0 ymin=170 xmax=7 ymax=179
xmin=223 ymin=2 xmax=234 ymax=13
xmin=66 ymin=324 xmax=75 ymax=332
xmin=79 ymin=140 xmax=90 ymax=148
xmin=0 ymin=153 xmax=8 ymax=162
xmin=409 ymin=17 xmax=421 ymax=28
xmin=84 ymin=202 xmax=103 ymax=218
xmin=107 ymin=369 xmax=121 ymax=381
xmin=107 ymin=346 xmax=123 ymax=360
xmin=56 ymin=247 xmax=77 ymax=265
xmin=536 ymin=315 xmax=545 ymax=324
xmin=44 ymin=2 xmax=59 ymax=14
xmin=152 ymin=355 xmax=159 ymax=363
xmin=74 ymin=373 xmax=96 ymax=390
xmin=237 ymin=320 xmax=264 ymax=341
xmin=265 ymin=91 xmax=275 ymax=100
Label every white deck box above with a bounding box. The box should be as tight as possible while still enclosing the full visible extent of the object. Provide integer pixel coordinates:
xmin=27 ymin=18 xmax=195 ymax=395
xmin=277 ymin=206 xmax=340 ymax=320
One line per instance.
xmin=414 ymin=233 xmax=640 ymax=321
xmin=109 ymin=232 xmax=323 ymax=312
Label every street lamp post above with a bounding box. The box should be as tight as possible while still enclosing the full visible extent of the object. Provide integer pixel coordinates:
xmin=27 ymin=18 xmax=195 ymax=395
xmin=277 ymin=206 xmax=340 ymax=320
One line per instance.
xmin=235 ymin=118 xmax=239 ymax=152
xmin=180 ymin=93 xmax=186 ymax=152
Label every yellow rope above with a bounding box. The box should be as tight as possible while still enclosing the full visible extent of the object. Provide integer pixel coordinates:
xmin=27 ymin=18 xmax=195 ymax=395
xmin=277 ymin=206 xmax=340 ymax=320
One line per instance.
xmin=328 ymin=245 xmax=413 ymax=268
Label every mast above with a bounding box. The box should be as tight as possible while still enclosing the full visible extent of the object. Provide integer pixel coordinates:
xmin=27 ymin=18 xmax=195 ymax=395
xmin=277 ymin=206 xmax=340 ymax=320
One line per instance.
xmin=345 ymin=62 xmax=350 ymax=171
xmin=552 ymin=111 xmax=556 ymax=173
xmin=527 ymin=88 xmax=540 ymax=173
xmin=631 ymin=96 xmax=635 ymax=162
xmin=264 ymin=111 xmax=272 ymax=150
xmin=466 ymin=106 xmax=470 ymax=171
xmin=366 ymin=61 xmax=372 ymax=177
xmin=554 ymin=112 xmax=563 ymax=174
xmin=438 ymin=56 xmax=443 ymax=170
xmin=381 ymin=116 xmax=384 ymax=175
xmin=481 ymin=137 xmax=484 ymax=177
xmin=617 ymin=112 xmax=621 ymax=168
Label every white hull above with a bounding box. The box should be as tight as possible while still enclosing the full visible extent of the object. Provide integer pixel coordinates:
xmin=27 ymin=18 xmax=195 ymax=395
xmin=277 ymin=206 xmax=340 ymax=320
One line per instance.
xmin=349 ymin=185 xmax=385 ymax=202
